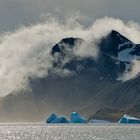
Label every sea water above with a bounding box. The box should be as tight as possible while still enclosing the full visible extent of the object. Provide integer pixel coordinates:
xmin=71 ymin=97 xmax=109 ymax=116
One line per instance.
xmin=0 ymin=124 xmax=139 ymax=140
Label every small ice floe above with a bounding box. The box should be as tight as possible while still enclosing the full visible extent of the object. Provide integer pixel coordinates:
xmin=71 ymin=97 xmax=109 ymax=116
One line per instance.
xmin=118 ymin=114 xmax=140 ymax=124
xmin=89 ymin=119 xmax=110 ymax=123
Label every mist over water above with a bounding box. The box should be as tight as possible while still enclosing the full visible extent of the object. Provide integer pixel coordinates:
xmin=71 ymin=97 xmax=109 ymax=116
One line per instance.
xmin=0 ymin=15 xmax=140 ymax=96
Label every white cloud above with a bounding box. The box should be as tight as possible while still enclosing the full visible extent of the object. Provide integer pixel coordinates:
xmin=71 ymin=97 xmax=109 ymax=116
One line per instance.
xmin=0 ymin=15 xmax=140 ymax=96
xmin=119 ymin=60 xmax=140 ymax=81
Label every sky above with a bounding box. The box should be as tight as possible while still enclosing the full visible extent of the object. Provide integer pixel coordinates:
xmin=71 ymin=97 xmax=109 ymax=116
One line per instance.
xmin=0 ymin=0 xmax=140 ymax=32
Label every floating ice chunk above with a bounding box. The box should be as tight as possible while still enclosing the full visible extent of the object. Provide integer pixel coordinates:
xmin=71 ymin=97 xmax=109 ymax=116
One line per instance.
xmin=118 ymin=114 xmax=140 ymax=124
xmin=70 ymin=112 xmax=88 ymax=123
xmin=89 ymin=119 xmax=110 ymax=123
xmin=46 ymin=113 xmax=69 ymax=123
xmin=46 ymin=113 xmax=58 ymax=123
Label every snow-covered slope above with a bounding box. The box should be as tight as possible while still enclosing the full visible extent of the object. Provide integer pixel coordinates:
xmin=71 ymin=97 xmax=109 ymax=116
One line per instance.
xmin=51 ymin=30 xmax=140 ymax=79
xmin=115 ymin=31 xmax=140 ymax=70
xmin=99 ymin=30 xmax=140 ymax=73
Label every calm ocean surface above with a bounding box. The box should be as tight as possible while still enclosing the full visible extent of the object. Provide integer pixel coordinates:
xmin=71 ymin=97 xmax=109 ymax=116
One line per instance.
xmin=0 ymin=124 xmax=139 ymax=140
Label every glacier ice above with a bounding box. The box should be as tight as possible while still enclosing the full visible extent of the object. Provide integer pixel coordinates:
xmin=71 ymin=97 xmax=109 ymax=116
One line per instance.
xmin=89 ymin=119 xmax=110 ymax=123
xmin=46 ymin=113 xmax=58 ymax=123
xmin=46 ymin=113 xmax=69 ymax=123
xmin=46 ymin=112 xmax=88 ymax=123
xmin=118 ymin=114 xmax=140 ymax=124
xmin=70 ymin=112 xmax=88 ymax=123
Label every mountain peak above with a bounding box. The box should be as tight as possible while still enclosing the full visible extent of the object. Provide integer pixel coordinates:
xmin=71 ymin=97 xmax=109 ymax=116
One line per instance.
xmin=99 ymin=30 xmax=134 ymax=57
xmin=51 ymin=37 xmax=83 ymax=55
xmin=109 ymin=30 xmax=131 ymax=44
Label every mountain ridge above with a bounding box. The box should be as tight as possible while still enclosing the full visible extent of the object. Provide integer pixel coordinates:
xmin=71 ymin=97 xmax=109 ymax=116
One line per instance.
xmin=0 ymin=30 xmax=140 ymax=122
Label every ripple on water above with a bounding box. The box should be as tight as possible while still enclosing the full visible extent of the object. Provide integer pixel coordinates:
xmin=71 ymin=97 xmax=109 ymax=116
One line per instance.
xmin=0 ymin=124 xmax=139 ymax=140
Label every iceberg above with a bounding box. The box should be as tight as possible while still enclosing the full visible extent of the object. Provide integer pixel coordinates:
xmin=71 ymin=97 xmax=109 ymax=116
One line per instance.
xmin=70 ymin=112 xmax=88 ymax=123
xmin=46 ymin=112 xmax=88 ymax=123
xmin=46 ymin=113 xmax=58 ymax=123
xmin=46 ymin=113 xmax=69 ymax=123
xmin=89 ymin=119 xmax=110 ymax=123
xmin=118 ymin=114 xmax=140 ymax=124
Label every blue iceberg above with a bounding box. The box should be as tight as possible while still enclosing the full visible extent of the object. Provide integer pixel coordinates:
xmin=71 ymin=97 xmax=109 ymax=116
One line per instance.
xmin=70 ymin=112 xmax=88 ymax=123
xmin=46 ymin=112 xmax=88 ymax=123
xmin=46 ymin=113 xmax=69 ymax=123
xmin=118 ymin=114 xmax=140 ymax=124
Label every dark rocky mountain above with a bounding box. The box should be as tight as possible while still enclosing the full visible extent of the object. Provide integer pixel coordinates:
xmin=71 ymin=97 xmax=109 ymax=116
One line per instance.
xmin=0 ymin=30 xmax=140 ymax=122
xmin=89 ymin=103 xmax=140 ymax=122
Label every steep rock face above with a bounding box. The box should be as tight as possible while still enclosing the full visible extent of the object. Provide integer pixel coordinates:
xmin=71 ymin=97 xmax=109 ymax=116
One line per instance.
xmin=51 ymin=37 xmax=83 ymax=56
xmin=98 ymin=30 xmax=140 ymax=78
xmin=51 ymin=30 xmax=140 ymax=80
xmin=0 ymin=30 xmax=140 ymax=122
xmin=99 ymin=30 xmax=140 ymax=60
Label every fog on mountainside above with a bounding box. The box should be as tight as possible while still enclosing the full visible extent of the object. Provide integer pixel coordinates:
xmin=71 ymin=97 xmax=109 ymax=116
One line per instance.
xmin=0 ymin=17 xmax=140 ymax=122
